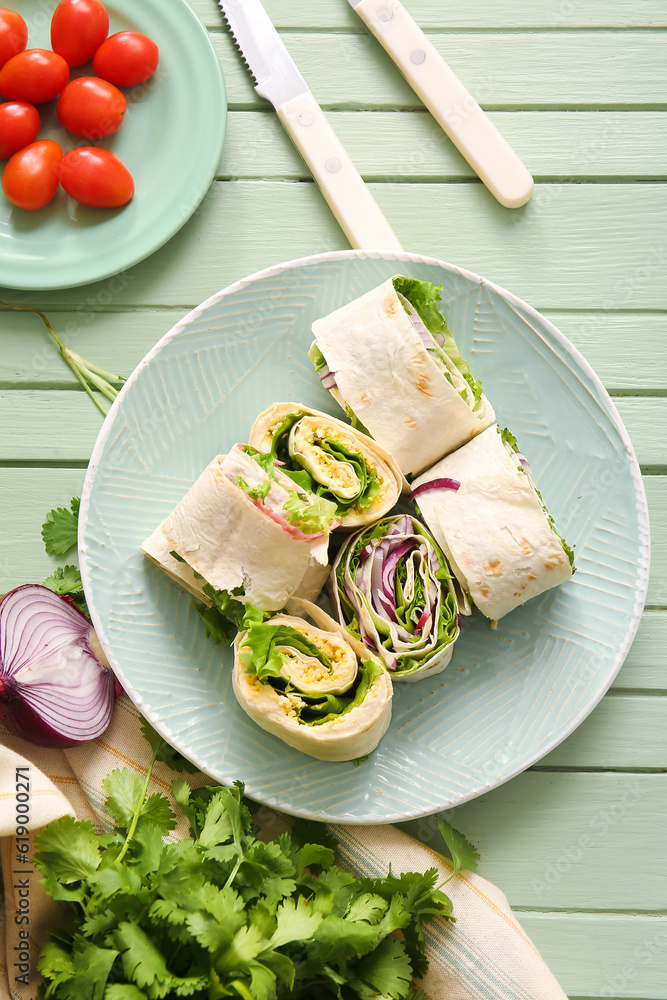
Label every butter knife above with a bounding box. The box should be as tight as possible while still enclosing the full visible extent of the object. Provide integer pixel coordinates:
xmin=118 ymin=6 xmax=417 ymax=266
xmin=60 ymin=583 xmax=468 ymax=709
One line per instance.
xmin=218 ymin=0 xmax=403 ymax=250
xmin=348 ymin=0 xmax=534 ymax=209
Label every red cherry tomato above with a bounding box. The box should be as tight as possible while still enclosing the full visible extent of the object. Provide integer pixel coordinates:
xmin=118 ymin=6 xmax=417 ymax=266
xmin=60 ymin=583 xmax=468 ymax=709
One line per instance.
xmin=59 ymin=146 xmax=133 ymax=208
xmin=92 ymin=31 xmax=159 ymax=87
xmin=0 ymin=49 xmax=69 ymax=104
xmin=57 ymin=77 xmax=125 ymax=139
xmin=0 ymin=101 xmax=42 ymax=160
xmin=0 ymin=101 xmax=40 ymax=158
xmin=51 ymin=0 xmax=109 ymax=68
xmin=0 ymin=8 xmax=27 ymax=70
xmin=2 ymin=139 xmax=63 ymax=209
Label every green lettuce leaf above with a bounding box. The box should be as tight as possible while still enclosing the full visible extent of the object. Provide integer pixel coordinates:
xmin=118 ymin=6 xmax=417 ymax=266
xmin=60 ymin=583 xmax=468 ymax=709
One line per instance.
xmin=284 ymin=490 xmax=338 ymax=533
xmin=393 ymin=276 xmax=483 ymax=411
xmin=499 ymin=427 xmax=575 ymax=571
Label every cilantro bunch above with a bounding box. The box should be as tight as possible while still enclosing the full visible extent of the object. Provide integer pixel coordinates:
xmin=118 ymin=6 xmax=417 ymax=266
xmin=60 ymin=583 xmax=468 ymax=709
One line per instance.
xmin=33 ymin=724 xmax=478 ymax=1000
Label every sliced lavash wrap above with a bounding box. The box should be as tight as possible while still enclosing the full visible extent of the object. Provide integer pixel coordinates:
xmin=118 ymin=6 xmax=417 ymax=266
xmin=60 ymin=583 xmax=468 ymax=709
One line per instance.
xmin=232 ymin=600 xmax=392 ymax=761
xmin=331 ymin=515 xmax=460 ymax=682
xmin=248 ymin=402 xmax=406 ymax=528
xmin=410 ymin=425 xmax=575 ymax=621
xmin=309 ymin=275 xmax=495 ymax=477
xmin=140 ymin=444 xmax=338 ymax=629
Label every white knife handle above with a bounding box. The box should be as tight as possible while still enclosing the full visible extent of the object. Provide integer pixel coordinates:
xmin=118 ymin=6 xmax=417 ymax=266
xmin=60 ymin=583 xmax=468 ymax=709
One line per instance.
xmin=277 ymin=90 xmax=403 ymax=250
xmin=355 ymin=0 xmax=533 ymax=209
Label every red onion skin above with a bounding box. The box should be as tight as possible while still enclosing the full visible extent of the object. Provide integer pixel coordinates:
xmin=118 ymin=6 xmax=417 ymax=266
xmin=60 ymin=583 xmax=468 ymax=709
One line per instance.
xmin=0 ymin=683 xmax=113 ymax=749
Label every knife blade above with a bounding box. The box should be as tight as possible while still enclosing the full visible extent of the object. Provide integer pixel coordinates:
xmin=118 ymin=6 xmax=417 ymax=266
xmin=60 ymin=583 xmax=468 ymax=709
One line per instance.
xmin=348 ymin=0 xmax=533 ymax=209
xmin=218 ymin=0 xmax=403 ymax=250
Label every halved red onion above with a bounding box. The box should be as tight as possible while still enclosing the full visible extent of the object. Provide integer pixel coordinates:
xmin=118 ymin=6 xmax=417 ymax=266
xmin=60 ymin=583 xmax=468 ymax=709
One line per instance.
xmin=0 ymin=584 xmax=116 ymax=749
xmin=409 ymin=478 xmax=461 ymax=502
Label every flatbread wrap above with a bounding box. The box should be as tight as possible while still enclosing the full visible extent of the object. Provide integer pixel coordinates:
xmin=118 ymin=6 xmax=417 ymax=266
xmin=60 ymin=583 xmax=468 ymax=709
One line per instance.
xmin=141 ymin=444 xmax=337 ymax=618
xmin=331 ymin=514 xmax=460 ymax=682
xmin=233 ymin=606 xmax=392 ymax=760
xmin=248 ymin=402 xmax=406 ymax=528
xmin=410 ymin=425 xmax=575 ymax=620
xmin=309 ymin=275 xmax=495 ymax=476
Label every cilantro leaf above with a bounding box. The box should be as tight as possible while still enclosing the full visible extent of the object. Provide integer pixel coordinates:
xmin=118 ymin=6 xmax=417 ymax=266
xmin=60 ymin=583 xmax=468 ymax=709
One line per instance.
xmin=346 ymin=892 xmax=388 ymax=925
xmin=33 ymin=816 xmax=101 ymax=883
xmin=215 ymin=924 xmax=266 ymax=974
xmin=268 ymin=895 xmax=322 ymax=949
xmin=37 ymin=939 xmax=75 ymax=989
xmin=139 ymin=793 xmax=177 ymax=834
xmin=58 ymin=939 xmax=119 ymax=1000
xmin=88 ymin=864 xmax=142 ymax=898
xmin=43 ymin=564 xmax=83 ymax=595
xmin=42 ymin=498 xmax=80 ymax=555
xmin=105 ymin=986 xmax=149 ymax=1000
xmin=114 ymin=921 xmax=171 ymax=990
xmin=437 ymin=817 xmax=480 ymax=875
xmin=103 ymin=769 xmax=146 ymax=829
xmin=351 ymin=936 xmax=413 ymax=999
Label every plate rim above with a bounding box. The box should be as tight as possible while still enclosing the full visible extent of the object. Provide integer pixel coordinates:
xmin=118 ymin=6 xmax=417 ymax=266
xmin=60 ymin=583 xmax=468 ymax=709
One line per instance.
xmin=79 ymin=248 xmax=651 ymax=824
xmin=0 ymin=0 xmax=227 ymax=292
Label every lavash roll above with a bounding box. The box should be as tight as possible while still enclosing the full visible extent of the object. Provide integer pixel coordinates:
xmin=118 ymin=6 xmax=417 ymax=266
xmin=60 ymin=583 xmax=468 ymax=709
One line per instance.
xmin=141 ymin=444 xmax=333 ymax=613
xmin=310 ymin=276 xmax=495 ymax=476
xmin=248 ymin=402 xmax=406 ymax=528
xmin=233 ymin=604 xmax=392 ymax=761
xmin=331 ymin=514 xmax=460 ymax=682
xmin=411 ymin=425 xmax=575 ymax=621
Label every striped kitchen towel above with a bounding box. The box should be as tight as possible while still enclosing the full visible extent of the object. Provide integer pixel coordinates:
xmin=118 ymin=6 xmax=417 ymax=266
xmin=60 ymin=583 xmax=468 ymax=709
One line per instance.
xmin=0 ymin=695 xmax=567 ymax=1000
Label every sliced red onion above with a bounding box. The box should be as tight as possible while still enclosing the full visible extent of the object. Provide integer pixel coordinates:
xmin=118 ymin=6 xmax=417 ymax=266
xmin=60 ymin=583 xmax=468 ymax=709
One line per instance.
xmin=515 ymin=452 xmax=532 ymax=474
xmin=0 ymin=584 xmax=116 ymax=749
xmin=409 ymin=478 xmax=461 ymax=502
xmin=406 ymin=310 xmax=434 ymax=351
xmin=416 ymin=607 xmax=431 ymax=631
xmin=319 ymin=365 xmax=337 ymax=390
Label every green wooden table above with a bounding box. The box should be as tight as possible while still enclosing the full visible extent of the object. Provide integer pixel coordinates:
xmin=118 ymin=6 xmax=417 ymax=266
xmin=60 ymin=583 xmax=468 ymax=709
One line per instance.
xmin=1 ymin=1 xmax=666 ymax=995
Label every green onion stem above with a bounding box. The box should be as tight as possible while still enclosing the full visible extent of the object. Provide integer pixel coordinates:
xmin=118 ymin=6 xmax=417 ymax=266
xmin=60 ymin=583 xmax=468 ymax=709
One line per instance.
xmin=0 ymin=300 xmax=125 ymax=416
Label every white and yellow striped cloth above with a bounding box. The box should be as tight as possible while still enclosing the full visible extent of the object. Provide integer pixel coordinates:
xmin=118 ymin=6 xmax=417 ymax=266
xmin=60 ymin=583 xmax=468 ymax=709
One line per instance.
xmin=0 ymin=696 xmax=567 ymax=1000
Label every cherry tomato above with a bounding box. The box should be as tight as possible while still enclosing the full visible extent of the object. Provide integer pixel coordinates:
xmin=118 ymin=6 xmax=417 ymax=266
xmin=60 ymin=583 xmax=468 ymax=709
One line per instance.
xmin=57 ymin=77 xmax=125 ymax=139
xmin=51 ymin=0 xmax=109 ymax=68
xmin=0 ymin=9 xmax=27 ymax=70
xmin=2 ymin=139 xmax=63 ymax=209
xmin=59 ymin=147 xmax=133 ymax=208
xmin=0 ymin=49 xmax=69 ymax=104
xmin=93 ymin=31 xmax=159 ymax=87
xmin=0 ymin=101 xmax=40 ymax=158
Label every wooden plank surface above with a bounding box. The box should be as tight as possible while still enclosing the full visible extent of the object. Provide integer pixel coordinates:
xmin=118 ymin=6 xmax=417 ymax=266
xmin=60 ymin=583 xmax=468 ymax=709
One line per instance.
xmin=191 ymin=0 xmax=667 ymax=29
xmin=2 ymin=183 xmax=666 ymax=311
xmin=212 ymin=32 xmax=667 ymax=109
xmin=217 ymin=111 xmax=667 ymax=180
xmin=400 ymin=773 xmax=667 ymax=911
xmin=0 ymin=390 xmax=664 ymax=468
xmin=2 ymin=308 xmax=667 ymax=394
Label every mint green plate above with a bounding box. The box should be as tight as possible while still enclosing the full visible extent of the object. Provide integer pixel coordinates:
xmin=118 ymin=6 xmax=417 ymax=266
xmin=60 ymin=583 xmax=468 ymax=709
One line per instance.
xmin=0 ymin=0 xmax=226 ymax=291
xmin=80 ymin=251 xmax=650 ymax=823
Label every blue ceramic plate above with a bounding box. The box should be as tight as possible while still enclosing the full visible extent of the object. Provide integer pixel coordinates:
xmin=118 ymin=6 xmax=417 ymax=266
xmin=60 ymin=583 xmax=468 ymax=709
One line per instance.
xmin=0 ymin=0 xmax=226 ymax=291
xmin=80 ymin=251 xmax=650 ymax=823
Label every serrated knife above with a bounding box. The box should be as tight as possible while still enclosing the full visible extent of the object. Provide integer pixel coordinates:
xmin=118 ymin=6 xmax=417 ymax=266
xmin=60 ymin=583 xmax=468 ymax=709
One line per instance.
xmin=348 ymin=0 xmax=534 ymax=209
xmin=218 ymin=0 xmax=402 ymax=251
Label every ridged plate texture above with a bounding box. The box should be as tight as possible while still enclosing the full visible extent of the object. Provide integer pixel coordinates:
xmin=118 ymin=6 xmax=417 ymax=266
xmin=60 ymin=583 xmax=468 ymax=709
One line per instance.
xmin=80 ymin=250 xmax=650 ymax=823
